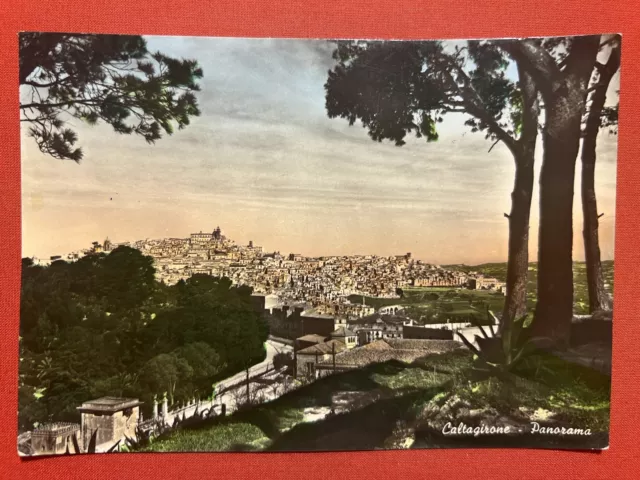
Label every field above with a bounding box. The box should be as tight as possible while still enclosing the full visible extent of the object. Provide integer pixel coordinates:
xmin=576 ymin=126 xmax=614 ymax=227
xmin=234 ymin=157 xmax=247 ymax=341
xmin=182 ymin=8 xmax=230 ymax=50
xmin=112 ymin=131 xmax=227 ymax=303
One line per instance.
xmin=348 ymin=288 xmax=506 ymax=325
xmin=349 ymin=261 xmax=614 ymax=321
xmin=446 ymin=261 xmax=614 ymax=315
xmin=143 ymin=349 xmax=610 ymax=452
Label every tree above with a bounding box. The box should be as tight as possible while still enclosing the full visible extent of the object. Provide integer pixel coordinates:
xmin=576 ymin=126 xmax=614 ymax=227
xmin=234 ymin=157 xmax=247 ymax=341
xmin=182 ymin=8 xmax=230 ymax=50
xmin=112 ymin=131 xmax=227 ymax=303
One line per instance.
xmin=97 ymin=246 xmax=156 ymax=312
xmin=19 ymin=33 xmax=203 ymax=161
xmin=144 ymin=274 xmax=268 ymax=371
xmin=272 ymin=352 xmax=293 ymax=371
xmin=580 ymin=38 xmax=620 ymax=313
xmin=501 ymin=36 xmax=602 ymax=344
xmin=325 ymin=40 xmax=539 ymax=331
xmin=175 ymin=342 xmax=225 ymax=396
xmin=140 ymin=353 xmax=193 ymax=405
xmin=176 ymin=274 xmax=234 ymax=306
xmin=19 ymin=250 xmax=269 ymax=429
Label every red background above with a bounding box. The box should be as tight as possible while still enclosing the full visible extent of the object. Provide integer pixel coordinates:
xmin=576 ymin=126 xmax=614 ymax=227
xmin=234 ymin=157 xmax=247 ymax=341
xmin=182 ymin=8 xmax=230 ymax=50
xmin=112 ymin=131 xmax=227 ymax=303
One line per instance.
xmin=1 ymin=1 xmax=639 ymax=479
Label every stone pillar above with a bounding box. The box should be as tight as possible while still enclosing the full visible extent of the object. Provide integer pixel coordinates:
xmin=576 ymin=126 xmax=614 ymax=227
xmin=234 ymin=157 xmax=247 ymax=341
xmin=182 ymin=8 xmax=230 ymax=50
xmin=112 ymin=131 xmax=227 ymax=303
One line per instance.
xmin=161 ymin=393 xmax=169 ymax=418
xmin=152 ymin=395 xmax=158 ymax=421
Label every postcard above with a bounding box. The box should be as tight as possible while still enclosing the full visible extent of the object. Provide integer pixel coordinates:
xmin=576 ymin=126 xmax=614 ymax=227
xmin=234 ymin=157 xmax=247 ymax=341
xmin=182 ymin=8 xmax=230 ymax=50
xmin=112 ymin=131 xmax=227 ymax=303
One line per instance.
xmin=18 ymin=33 xmax=617 ymax=455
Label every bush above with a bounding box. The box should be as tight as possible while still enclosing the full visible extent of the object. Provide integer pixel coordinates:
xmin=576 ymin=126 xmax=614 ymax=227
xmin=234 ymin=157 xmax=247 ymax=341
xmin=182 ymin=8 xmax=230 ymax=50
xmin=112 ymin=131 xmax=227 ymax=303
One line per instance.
xmin=273 ymin=352 xmax=293 ymax=371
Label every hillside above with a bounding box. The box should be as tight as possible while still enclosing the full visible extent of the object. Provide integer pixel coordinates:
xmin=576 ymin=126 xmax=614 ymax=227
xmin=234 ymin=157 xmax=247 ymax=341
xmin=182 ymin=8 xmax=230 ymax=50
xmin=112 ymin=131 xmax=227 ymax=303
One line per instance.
xmin=144 ymin=349 xmax=610 ymax=452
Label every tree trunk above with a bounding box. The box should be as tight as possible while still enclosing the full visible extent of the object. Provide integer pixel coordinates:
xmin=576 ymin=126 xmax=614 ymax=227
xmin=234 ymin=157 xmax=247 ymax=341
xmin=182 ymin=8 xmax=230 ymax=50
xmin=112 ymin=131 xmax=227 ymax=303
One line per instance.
xmin=500 ymin=67 xmax=539 ymax=332
xmin=293 ymin=340 xmax=298 ymax=379
xmin=533 ymin=88 xmax=590 ymax=345
xmin=502 ymin=36 xmax=601 ymax=346
xmin=581 ymin=46 xmax=619 ymax=313
xmin=501 ymin=151 xmax=535 ymax=326
xmin=332 ymin=342 xmax=336 ymax=371
xmin=245 ymin=368 xmax=250 ymax=405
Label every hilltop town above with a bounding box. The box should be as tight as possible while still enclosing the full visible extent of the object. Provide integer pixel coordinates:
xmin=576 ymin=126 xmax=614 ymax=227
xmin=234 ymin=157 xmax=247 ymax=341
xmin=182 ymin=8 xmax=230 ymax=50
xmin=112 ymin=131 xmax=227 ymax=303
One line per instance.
xmin=42 ymin=227 xmax=506 ymax=318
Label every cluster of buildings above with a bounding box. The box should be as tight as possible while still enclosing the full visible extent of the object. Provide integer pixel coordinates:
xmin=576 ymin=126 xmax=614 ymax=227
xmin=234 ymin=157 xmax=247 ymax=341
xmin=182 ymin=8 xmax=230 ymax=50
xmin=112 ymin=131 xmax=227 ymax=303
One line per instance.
xmin=250 ymin=292 xmax=489 ymax=379
xmin=289 ymin=317 xmax=464 ymax=379
xmin=39 ymin=228 xmax=504 ymax=311
xmin=34 ymin=228 xmax=505 ymax=333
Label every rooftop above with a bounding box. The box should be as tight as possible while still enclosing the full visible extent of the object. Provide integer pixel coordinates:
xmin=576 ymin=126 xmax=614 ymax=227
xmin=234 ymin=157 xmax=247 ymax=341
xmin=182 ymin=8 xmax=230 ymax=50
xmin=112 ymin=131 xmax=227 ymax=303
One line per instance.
xmin=350 ymin=313 xmax=408 ymax=326
xmin=384 ymin=339 xmax=460 ymax=350
xmin=77 ymin=396 xmax=142 ymax=413
xmin=317 ymin=339 xmax=463 ymax=367
xmin=301 ymin=312 xmax=335 ymax=319
xmin=297 ymin=334 xmax=327 ymax=344
xmin=297 ymin=339 xmax=347 ymax=355
xmin=331 ymin=326 xmax=355 ymax=337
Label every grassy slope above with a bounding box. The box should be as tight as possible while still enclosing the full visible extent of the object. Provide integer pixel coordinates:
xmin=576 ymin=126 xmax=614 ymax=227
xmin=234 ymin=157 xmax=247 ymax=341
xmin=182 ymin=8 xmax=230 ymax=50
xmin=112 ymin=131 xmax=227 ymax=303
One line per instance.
xmin=447 ymin=261 xmax=614 ymax=315
xmin=145 ymin=349 xmax=610 ymax=452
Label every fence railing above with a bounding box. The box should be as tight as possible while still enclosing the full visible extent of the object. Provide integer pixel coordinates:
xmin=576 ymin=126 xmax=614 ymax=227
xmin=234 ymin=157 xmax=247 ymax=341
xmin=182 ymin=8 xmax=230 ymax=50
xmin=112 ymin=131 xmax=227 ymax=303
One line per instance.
xmin=215 ymin=362 xmax=278 ymax=396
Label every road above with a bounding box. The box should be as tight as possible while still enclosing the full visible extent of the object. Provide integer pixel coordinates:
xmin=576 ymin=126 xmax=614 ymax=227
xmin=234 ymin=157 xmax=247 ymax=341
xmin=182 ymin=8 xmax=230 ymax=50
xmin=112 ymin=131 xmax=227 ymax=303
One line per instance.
xmin=214 ymin=339 xmax=292 ymax=412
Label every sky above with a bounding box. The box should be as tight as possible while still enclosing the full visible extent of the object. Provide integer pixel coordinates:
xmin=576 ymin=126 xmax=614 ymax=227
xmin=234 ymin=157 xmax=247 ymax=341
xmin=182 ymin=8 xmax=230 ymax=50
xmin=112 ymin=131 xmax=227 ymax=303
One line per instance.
xmin=21 ymin=37 xmax=620 ymax=265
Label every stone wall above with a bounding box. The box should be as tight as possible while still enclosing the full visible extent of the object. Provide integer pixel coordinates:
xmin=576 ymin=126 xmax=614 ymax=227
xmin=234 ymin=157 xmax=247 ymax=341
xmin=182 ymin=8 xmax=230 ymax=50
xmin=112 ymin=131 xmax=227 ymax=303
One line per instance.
xmin=31 ymin=423 xmax=80 ymax=455
xmin=403 ymin=325 xmax=454 ymax=340
xmin=267 ymin=307 xmax=335 ymax=339
xmin=81 ymin=411 xmax=115 ymax=449
xmin=111 ymin=407 xmax=139 ymax=447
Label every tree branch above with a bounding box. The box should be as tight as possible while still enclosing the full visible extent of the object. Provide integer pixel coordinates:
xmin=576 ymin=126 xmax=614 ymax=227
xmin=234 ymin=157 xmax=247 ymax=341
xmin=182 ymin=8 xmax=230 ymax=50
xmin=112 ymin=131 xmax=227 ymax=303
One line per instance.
xmin=438 ymin=54 xmax=519 ymax=155
xmin=586 ymin=81 xmax=611 ymax=94
xmin=488 ymin=139 xmax=501 ymax=152
xmin=564 ymin=35 xmax=602 ymax=82
xmin=517 ymin=64 xmax=541 ymax=147
xmin=24 ymin=80 xmax=61 ymax=88
xmin=594 ymin=61 xmax=607 ymax=74
xmin=20 ymin=99 xmax=103 ymax=110
xmin=498 ymin=39 xmax=563 ymax=100
xmin=19 ymin=33 xmax=67 ymax=84
xmin=599 ymin=35 xmax=620 ymax=51
xmin=441 ymin=107 xmax=468 ymax=113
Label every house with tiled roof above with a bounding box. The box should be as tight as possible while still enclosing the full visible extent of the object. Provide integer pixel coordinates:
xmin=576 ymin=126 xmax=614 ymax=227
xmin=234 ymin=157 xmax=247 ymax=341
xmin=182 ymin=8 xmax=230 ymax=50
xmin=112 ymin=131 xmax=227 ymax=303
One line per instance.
xmin=296 ymin=339 xmax=347 ymax=377
xmin=348 ymin=314 xmax=406 ymax=345
xmin=330 ymin=326 xmax=357 ymax=349
xmin=296 ymin=334 xmax=328 ymax=349
xmin=315 ymin=338 xmax=463 ymax=377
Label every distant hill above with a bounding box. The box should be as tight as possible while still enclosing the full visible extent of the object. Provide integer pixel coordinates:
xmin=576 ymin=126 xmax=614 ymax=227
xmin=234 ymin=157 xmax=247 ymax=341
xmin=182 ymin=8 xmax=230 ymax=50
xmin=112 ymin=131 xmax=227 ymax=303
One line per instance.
xmin=443 ymin=262 xmax=514 ymax=282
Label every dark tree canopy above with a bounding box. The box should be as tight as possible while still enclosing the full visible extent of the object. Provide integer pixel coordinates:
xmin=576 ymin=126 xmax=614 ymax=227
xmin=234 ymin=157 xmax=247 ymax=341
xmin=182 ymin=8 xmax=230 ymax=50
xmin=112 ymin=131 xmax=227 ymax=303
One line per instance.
xmin=325 ymin=40 xmax=523 ymax=152
xmin=19 ymin=251 xmax=267 ymax=431
xmin=19 ymin=33 xmax=203 ymax=161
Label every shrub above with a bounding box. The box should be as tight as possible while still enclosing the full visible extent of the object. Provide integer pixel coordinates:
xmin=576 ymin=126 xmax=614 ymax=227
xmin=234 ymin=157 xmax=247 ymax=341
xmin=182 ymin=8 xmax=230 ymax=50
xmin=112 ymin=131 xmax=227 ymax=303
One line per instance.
xmin=273 ymin=352 xmax=293 ymax=371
